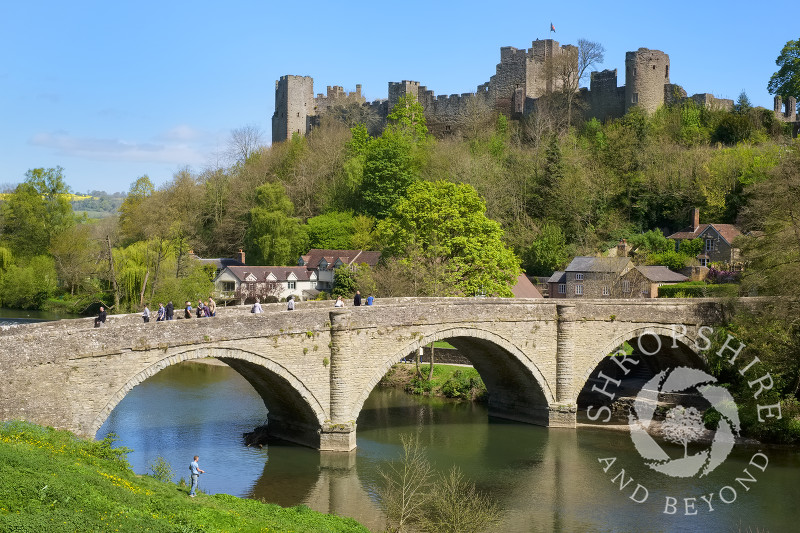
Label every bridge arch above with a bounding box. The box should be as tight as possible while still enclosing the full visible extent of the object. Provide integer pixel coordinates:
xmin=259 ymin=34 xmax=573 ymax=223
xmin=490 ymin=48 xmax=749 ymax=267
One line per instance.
xmin=575 ymin=324 xmax=711 ymax=405
xmin=90 ymin=345 xmax=327 ymax=447
xmin=349 ymin=326 xmax=555 ymax=427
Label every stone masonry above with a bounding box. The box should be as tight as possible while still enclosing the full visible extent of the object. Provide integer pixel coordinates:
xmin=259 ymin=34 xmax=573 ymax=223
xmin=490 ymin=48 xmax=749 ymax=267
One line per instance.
xmin=0 ymin=297 xmax=733 ymax=451
xmin=270 ymin=39 xmax=776 ymax=142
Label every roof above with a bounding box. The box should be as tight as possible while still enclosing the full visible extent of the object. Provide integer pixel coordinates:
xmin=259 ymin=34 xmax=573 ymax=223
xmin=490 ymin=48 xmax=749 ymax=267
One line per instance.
xmin=511 ymin=274 xmax=543 ymax=298
xmin=667 ymin=223 xmax=742 ymax=244
xmin=220 ymin=266 xmax=316 ymax=283
xmin=635 ymin=266 xmax=688 ymax=283
xmin=195 ymin=257 xmax=245 ymax=270
xmin=547 ymin=271 xmax=566 ymax=283
xmin=299 ymin=249 xmax=382 ymax=270
xmin=564 ymin=257 xmax=632 ymax=273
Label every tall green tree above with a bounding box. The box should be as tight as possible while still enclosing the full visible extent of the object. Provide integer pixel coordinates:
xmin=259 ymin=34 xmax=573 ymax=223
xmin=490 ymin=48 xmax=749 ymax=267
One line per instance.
xmin=244 ymin=182 xmax=308 ymax=265
xmin=2 ymin=167 xmax=75 ymax=258
xmin=118 ymin=175 xmax=155 ymax=243
xmin=359 ymin=130 xmax=419 ymax=218
xmin=377 ymin=181 xmax=520 ymax=296
xmin=522 ymin=224 xmax=569 ymax=276
xmin=767 ymin=38 xmax=800 ymax=110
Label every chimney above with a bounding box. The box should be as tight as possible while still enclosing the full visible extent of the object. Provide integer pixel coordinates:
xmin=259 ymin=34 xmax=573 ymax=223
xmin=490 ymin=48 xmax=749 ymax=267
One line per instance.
xmin=237 ymin=249 xmax=245 ymax=265
xmin=617 ymin=239 xmax=627 ymax=257
xmin=692 ymin=208 xmax=700 ymax=231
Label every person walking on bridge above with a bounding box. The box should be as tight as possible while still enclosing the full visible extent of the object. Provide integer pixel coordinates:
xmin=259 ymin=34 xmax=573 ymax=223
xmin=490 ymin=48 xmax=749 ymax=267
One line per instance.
xmin=189 ymin=455 xmax=205 ymax=497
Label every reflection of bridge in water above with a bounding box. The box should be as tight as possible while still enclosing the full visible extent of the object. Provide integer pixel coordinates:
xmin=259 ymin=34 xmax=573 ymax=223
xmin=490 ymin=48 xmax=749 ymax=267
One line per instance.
xmin=0 ymin=297 xmax=735 ymax=451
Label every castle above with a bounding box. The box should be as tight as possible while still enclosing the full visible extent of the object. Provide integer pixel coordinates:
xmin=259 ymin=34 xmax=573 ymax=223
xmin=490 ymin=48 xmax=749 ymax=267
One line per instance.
xmin=272 ymin=39 xmax=798 ymax=142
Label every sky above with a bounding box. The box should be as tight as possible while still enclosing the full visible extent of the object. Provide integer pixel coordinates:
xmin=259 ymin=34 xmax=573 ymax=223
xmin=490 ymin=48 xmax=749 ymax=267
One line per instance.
xmin=1 ymin=1 xmax=795 ymax=194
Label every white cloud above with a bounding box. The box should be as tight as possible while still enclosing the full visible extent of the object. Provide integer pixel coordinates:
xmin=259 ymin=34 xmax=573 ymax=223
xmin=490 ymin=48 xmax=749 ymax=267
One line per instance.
xmin=28 ymin=130 xmax=208 ymax=167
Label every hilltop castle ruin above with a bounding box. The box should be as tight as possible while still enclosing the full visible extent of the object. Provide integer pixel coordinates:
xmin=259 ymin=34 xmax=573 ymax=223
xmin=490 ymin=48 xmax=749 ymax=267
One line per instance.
xmin=272 ymin=39 xmax=798 ymax=142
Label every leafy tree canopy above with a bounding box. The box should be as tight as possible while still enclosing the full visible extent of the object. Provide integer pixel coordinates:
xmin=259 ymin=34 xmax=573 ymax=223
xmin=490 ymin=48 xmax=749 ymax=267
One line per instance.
xmin=244 ymin=182 xmax=308 ymax=266
xmin=377 ymin=180 xmax=520 ymax=297
xmin=767 ymin=38 xmax=800 ymax=106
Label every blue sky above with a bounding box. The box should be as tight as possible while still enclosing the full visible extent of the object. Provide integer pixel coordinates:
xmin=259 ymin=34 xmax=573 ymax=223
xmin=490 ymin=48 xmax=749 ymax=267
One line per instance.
xmin=1 ymin=1 xmax=794 ymax=194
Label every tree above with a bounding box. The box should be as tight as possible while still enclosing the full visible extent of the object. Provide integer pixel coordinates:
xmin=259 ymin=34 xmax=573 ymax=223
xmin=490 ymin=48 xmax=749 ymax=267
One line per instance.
xmin=387 ymin=94 xmax=429 ymax=142
xmin=359 ymin=130 xmax=419 ymax=218
xmin=118 ymin=175 xmax=155 ymax=243
xmin=661 ymin=406 xmax=704 ymax=458
xmin=305 ymin=211 xmax=358 ymax=250
xmin=377 ymin=181 xmax=521 ymax=297
xmin=522 ymin=223 xmax=569 ymax=276
xmin=734 ymin=90 xmax=752 ymax=114
xmin=332 ymin=265 xmax=358 ymax=298
xmin=2 ymin=167 xmax=76 ymax=258
xmin=226 ymin=125 xmax=263 ymax=165
xmin=767 ymin=38 xmax=800 ymax=112
xmin=50 ymin=223 xmax=99 ymax=295
xmin=548 ymin=39 xmax=605 ymax=128
xmin=244 ymin=182 xmax=308 ymax=266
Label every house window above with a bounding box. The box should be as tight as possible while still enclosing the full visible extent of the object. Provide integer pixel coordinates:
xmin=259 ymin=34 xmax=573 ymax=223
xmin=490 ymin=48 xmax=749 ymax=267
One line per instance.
xmin=287 ymin=281 xmax=296 ymax=290
xmin=622 ymin=280 xmax=631 ymax=292
xmin=705 ymin=239 xmax=714 ymax=252
xmin=700 ymin=258 xmax=709 ymax=267
xmin=575 ymin=284 xmax=583 ymax=295
xmin=221 ymin=281 xmax=235 ymax=292
xmin=558 ymin=284 xmax=566 ymax=294
xmin=602 ymin=286 xmax=610 ymax=296
xmin=576 ymin=273 xmax=584 ymax=281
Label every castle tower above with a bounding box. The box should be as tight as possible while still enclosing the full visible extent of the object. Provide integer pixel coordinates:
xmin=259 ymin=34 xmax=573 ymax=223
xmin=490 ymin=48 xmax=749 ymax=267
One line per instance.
xmin=388 ymin=80 xmax=422 ymax=109
xmin=272 ymin=75 xmax=314 ymax=143
xmin=625 ymin=48 xmax=670 ymax=114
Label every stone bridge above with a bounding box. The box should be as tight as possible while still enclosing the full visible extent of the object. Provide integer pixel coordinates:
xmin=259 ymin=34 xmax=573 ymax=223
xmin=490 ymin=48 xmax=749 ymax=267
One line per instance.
xmin=0 ymin=298 xmax=733 ymax=451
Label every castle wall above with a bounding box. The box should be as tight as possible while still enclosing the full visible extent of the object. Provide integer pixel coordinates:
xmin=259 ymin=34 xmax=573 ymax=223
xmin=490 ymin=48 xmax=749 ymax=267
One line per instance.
xmin=625 ymin=48 xmax=670 ymax=114
xmin=273 ymin=40 xmax=755 ymax=142
xmin=272 ymin=75 xmax=315 ymax=143
xmin=588 ymin=69 xmax=625 ymax=122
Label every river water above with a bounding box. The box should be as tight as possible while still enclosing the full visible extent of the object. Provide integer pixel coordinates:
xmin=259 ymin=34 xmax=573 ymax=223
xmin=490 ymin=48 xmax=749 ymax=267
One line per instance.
xmin=96 ymin=361 xmax=799 ymax=532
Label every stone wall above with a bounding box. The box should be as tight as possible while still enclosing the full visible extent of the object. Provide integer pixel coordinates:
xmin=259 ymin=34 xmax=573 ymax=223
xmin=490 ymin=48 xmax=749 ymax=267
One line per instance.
xmin=1 ymin=297 xmax=738 ymax=451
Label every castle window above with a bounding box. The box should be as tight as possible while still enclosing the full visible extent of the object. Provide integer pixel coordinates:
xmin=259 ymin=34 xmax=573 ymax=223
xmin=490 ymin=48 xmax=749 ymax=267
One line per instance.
xmin=633 ymin=67 xmax=637 ymax=77
xmin=632 ymin=93 xmax=639 ymax=104
xmin=665 ymin=65 xmax=669 ymax=78
xmin=297 ymin=113 xmax=300 ymax=117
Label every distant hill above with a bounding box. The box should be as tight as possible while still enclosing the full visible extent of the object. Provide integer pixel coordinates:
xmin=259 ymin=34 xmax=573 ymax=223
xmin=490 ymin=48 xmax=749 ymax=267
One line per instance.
xmin=70 ymin=192 xmax=125 ymax=219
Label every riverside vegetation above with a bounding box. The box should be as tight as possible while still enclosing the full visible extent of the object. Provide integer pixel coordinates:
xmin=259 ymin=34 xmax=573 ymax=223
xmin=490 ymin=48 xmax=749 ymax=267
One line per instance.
xmin=0 ymin=421 xmax=367 ymax=532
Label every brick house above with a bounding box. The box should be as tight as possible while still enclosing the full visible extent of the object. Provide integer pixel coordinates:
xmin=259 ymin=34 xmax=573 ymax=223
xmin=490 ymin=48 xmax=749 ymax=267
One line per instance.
xmin=619 ymin=265 xmax=689 ymax=298
xmin=667 ymin=208 xmax=742 ymax=268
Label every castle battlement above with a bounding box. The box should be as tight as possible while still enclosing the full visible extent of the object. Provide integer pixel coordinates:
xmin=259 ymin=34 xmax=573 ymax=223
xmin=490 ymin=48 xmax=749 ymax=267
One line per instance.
xmin=272 ymin=38 xmax=791 ymax=143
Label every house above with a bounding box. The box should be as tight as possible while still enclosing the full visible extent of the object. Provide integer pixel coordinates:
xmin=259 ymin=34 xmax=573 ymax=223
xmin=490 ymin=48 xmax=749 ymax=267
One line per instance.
xmin=547 ymin=271 xmax=567 ymax=299
xmin=667 ymin=208 xmax=742 ymax=268
xmin=298 ymin=249 xmax=381 ymax=292
xmin=214 ymin=266 xmax=318 ymax=302
xmin=619 ymin=265 xmax=689 ymax=298
xmin=562 ymin=256 xmax=634 ymax=298
xmin=188 ymin=249 xmax=245 ymax=277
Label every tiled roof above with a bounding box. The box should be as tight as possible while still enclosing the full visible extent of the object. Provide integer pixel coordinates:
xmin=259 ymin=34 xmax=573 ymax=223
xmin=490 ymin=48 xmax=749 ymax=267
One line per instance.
xmin=512 ymin=274 xmax=543 ymax=298
xmin=565 ymin=256 xmax=632 ymax=273
xmin=224 ymin=266 xmax=316 ymax=282
xmin=667 ymin=224 xmax=742 ymax=244
xmin=636 ymin=266 xmax=688 ymax=283
xmin=547 ymin=271 xmax=566 ymax=283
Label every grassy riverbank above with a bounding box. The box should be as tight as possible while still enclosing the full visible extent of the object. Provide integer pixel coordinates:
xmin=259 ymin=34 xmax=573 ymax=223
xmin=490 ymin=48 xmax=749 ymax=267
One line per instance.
xmin=380 ymin=363 xmax=487 ymax=401
xmin=0 ymin=421 xmax=367 ymax=533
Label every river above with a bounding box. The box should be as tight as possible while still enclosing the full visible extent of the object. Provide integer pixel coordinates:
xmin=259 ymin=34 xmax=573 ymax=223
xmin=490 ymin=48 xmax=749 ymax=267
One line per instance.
xmin=96 ymin=360 xmax=799 ymax=532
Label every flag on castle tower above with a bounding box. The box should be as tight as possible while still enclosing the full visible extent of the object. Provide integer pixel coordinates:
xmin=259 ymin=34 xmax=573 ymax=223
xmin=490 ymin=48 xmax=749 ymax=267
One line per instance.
xmin=550 ymin=22 xmax=556 ymax=33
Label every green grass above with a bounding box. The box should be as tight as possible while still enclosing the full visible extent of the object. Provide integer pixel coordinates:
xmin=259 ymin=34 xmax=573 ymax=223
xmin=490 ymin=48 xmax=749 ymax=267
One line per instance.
xmin=0 ymin=420 xmax=368 ymax=533
xmin=405 ymin=364 xmax=487 ymax=400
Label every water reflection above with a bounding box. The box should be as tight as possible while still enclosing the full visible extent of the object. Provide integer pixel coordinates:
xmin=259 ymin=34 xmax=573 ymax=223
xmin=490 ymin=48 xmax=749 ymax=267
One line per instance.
xmin=99 ymin=361 xmax=798 ymax=533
